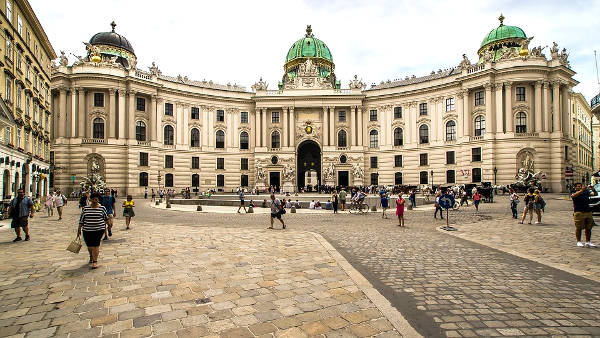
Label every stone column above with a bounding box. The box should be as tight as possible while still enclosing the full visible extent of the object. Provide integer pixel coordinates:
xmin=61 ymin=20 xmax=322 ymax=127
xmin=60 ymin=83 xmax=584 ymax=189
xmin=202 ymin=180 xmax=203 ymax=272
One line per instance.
xmin=261 ymin=108 xmax=267 ymax=148
xmin=543 ymin=82 xmax=551 ymax=132
xmin=289 ymin=108 xmax=295 ymax=148
xmin=202 ymin=105 xmax=209 ymax=146
xmin=457 ymin=91 xmax=465 ymax=138
xmin=150 ymin=95 xmax=157 ymax=141
xmin=322 ymin=107 xmax=329 ymax=146
xmin=561 ymin=86 xmax=570 ymax=136
xmin=495 ymin=84 xmax=503 ymax=134
xmin=410 ymin=103 xmax=417 ymax=143
xmin=183 ymin=104 xmax=190 ymax=145
xmin=552 ymin=81 xmax=561 ymax=132
xmin=255 ymin=109 xmax=261 ymax=147
xmin=282 ymin=107 xmax=288 ymax=148
xmin=128 ymin=91 xmax=136 ymax=140
xmin=463 ymin=91 xmax=471 ymax=137
xmin=156 ymin=97 xmax=163 ymax=143
xmin=58 ymin=88 xmax=67 ymax=137
xmin=226 ymin=109 xmax=233 ymax=147
xmin=350 ymin=106 xmax=356 ymax=146
xmin=69 ymin=88 xmax=76 ymax=137
xmin=118 ymin=91 xmax=126 ymax=139
xmin=505 ymin=82 xmax=513 ymax=133
xmin=77 ymin=89 xmax=86 ymax=138
xmin=208 ymin=108 xmax=214 ymax=147
xmin=329 ymin=106 xmax=335 ymax=146
xmin=534 ymin=81 xmax=542 ymax=133
xmin=108 ymin=89 xmax=116 ymax=138
xmin=357 ymin=106 xmax=363 ymax=146
xmin=233 ymin=110 xmax=239 ymax=148
xmin=484 ymin=83 xmax=493 ymax=137
xmin=435 ymin=99 xmax=443 ymax=141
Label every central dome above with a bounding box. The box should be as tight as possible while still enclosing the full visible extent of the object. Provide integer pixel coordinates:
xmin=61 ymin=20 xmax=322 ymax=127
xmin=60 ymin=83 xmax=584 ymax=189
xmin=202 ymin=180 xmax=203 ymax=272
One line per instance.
xmin=89 ymin=21 xmax=135 ymax=55
xmin=285 ymin=27 xmax=332 ymax=63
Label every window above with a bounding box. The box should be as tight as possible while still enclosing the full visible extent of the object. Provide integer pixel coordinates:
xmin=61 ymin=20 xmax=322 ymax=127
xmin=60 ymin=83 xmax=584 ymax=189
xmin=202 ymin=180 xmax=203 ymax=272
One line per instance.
xmin=515 ymin=112 xmax=527 ymax=133
xmin=93 ymin=93 xmax=104 ymax=107
xmin=192 ymin=157 xmax=199 ymax=169
xmin=163 ymin=125 xmax=174 ymax=145
xmin=136 ymin=121 xmax=146 ymax=141
xmin=25 ymin=93 xmax=30 ymax=115
xmin=565 ymin=146 xmax=569 ymax=161
xmin=338 ymin=111 xmax=346 ymax=122
xmin=139 ymin=172 xmax=148 ymax=187
xmin=216 ymin=130 xmax=225 ymax=148
xmin=216 ymin=158 xmax=224 ymax=170
xmin=136 ymin=97 xmax=145 ymax=111
xmin=394 ymin=155 xmax=402 ymax=167
xmin=446 ymin=97 xmax=455 ymax=111
xmin=393 ymin=128 xmax=403 ymax=146
xmin=420 ymin=171 xmax=429 ymax=184
xmin=419 ymin=125 xmax=429 ymax=144
xmin=474 ymin=116 xmax=485 ymax=136
xmin=217 ymin=174 xmax=224 ymax=187
xmin=516 ymin=87 xmax=526 ymax=101
xmin=25 ymin=131 xmax=29 ymax=150
xmin=190 ymin=128 xmax=200 ymax=147
xmin=394 ymin=106 xmax=402 ymax=119
xmin=394 ymin=172 xmax=403 ymax=185
xmin=420 ymin=153 xmax=428 ymax=166
xmin=369 ymin=130 xmax=378 ymax=148
xmin=369 ymin=109 xmax=377 ymax=121
xmin=271 ymin=131 xmax=280 ymax=148
xmin=5 ymin=38 xmax=11 ymax=60
xmin=15 ymin=84 xmax=21 ymax=109
xmin=92 ymin=118 xmax=104 ymax=139
xmin=139 ymin=152 xmax=148 ymax=166
xmin=165 ymin=173 xmax=173 ymax=187
xmin=216 ymin=110 xmax=224 ymax=122
xmin=474 ymin=91 xmax=484 ymax=106
xmin=6 ymin=0 xmax=12 ymax=21
xmin=240 ymin=111 xmax=248 ymax=124
xmin=370 ymin=156 xmax=378 ymax=168
xmin=165 ymin=155 xmax=173 ymax=168
xmin=419 ymin=103 xmax=428 ymax=116
xmin=337 ymin=130 xmax=347 ymax=147
xmin=15 ymin=49 xmax=21 ymax=70
xmin=472 ymin=147 xmax=482 ymax=162
xmin=271 ymin=111 xmax=280 ymax=123
xmin=5 ymin=76 xmax=11 ymax=102
xmin=241 ymin=174 xmax=249 ymax=187
xmin=240 ymin=131 xmax=249 ymax=149
xmin=4 ymin=126 xmax=11 ymax=144
xmin=165 ymin=103 xmax=174 ymax=116
xmin=446 ymin=151 xmax=455 ymax=165
xmin=192 ymin=174 xmax=200 ymax=187
xmin=445 ymin=121 xmax=456 ymax=141
xmin=370 ymin=173 xmax=379 ymax=186
xmin=472 ymin=168 xmax=482 ymax=183
xmin=241 ymin=158 xmax=249 ymax=170
xmin=191 ymin=107 xmax=199 ymax=120
xmin=446 ymin=170 xmax=456 ymax=184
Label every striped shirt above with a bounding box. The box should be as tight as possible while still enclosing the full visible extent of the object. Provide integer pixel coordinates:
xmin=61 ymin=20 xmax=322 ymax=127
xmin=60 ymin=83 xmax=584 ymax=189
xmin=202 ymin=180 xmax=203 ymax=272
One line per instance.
xmin=79 ymin=205 xmax=108 ymax=231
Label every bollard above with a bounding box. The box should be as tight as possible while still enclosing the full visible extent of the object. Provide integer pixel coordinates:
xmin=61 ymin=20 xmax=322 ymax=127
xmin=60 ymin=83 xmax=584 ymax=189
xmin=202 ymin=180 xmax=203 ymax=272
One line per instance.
xmin=247 ymin=206 xmax=254 ymax=213
xmin=371 ymin=205 xmax=377 ymax=212
xmin=196 ymin=205 xmax=202 ymax=211
xmin=166 ymin=203 xmax=171 ymax=208
xmin=290 ymin=206 xmax=296 ymax=213
xmin=155 ymin=201 xmax=159 ymax=206
xmin=407 ymin=204 xmax=413 ymax=210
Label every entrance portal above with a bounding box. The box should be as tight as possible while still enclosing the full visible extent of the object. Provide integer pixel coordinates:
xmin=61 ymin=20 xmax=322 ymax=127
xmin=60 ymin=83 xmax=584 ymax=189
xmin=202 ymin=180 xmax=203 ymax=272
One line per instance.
xmin=297 ymin=140 xmax=321 ymax=190
xmin=269 ymin=172 xmax=280 ymax=191
xmin=338 ymin=170 xmax=349 ymax=187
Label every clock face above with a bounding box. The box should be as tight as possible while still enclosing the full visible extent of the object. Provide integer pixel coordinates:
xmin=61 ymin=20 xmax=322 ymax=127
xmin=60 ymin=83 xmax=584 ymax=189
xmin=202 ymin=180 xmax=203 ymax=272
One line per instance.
xmin=305 ymin=125 xmax=313 ymax=134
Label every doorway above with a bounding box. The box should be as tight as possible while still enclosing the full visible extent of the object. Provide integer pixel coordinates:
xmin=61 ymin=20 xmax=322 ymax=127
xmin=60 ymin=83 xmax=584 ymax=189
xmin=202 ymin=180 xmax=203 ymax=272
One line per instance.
xmin=269 ymin=172 xmax=280 ymax=191
xmin=338 ymin=170 xmax=349 ymax=187
xmin=297 ymin=140 xmax=321 ymax=190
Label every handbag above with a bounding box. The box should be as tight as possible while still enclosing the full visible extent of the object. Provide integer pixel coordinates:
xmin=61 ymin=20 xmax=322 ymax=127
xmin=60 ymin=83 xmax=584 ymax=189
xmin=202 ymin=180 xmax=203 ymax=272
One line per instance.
xmin=66 ymin=235 xmax=82 ymax=254
xmin=279 ymin=207 xmax=286 ymax=215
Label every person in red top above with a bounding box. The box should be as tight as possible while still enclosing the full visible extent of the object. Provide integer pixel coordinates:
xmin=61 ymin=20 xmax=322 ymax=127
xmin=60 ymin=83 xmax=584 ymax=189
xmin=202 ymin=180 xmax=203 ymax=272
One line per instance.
xmin=473 ymin=190 xmax=482 ymax=211
xmin=396 ymin=194 xmax=405 ymax=227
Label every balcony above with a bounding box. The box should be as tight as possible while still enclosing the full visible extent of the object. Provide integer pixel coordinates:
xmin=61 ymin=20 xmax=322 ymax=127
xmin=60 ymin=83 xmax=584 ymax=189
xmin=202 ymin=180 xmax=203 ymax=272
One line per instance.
xmin=470 ymin=135 xmax=484 ymax=141
xmin=137 ymin=141 xmax=150 ymax=146
xmin=82 ymin=138 xmax=106 ymax=144
xmin=515 ymin=132 xmax=539 ymax=138
xmin=164 ymin=144 xmax=175 ymax=149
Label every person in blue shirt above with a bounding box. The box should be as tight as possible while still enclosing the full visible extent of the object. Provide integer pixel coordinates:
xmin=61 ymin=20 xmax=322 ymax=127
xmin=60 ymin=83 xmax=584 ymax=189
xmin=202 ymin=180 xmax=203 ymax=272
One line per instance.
xmin=8 ymin=189 xmax=34 ymax=242
xmin=381 ymin=193 xmax=389 ymax=219
xmin=571 ymin=183 xmax=597 ymax=247
xmin=237 ymin=188 xmax=247 ymax=213
xmin=100 ymin=188 xmax=116 ymax=240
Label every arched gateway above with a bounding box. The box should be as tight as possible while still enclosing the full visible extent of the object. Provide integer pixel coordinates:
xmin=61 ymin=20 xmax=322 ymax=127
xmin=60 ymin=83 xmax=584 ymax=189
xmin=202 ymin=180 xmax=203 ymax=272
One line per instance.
xmin=297 ymin=140 xmax=321 ymax=190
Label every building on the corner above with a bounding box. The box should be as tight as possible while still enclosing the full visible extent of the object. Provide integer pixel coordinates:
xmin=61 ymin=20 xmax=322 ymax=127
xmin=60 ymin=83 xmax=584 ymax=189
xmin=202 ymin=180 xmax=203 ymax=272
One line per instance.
xmin=0 ymin=0 xmax=56 ymax=199
xmin=51 ymin=16 xmax=583 ymax=195
xmin=591 ymin=93 xmax=600 ymax=181
xmin=570 ymin=93 xmax=593 ymax=185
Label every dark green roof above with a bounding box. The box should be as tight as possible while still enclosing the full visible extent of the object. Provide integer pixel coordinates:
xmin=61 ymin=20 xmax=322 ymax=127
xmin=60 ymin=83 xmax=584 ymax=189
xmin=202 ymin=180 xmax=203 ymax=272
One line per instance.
xmin=480 ymin=24 xmax=526 ymax=48
xmin=286 ymin=36 xmax=332 ymax=63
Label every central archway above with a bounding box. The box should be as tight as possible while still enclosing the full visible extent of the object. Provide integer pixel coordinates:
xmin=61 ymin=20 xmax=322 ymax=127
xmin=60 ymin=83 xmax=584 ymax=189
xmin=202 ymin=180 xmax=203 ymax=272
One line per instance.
xmin=297 ymin=140 xmax=321 ymax=190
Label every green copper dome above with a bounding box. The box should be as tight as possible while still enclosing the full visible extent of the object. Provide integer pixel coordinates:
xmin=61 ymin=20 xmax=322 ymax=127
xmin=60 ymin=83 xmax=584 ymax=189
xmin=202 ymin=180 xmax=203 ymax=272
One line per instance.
xmin=285 ymin=26 xmax=332 ymax=63
xmin=480 ymin=14 xmax=526 ymax=49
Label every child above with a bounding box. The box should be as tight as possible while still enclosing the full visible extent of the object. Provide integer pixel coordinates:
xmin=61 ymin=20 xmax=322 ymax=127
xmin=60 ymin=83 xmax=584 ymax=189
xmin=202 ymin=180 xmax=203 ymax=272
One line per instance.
xmin=396 ymin=194 xmax=405 ymax=227
xmin=122 ymin=195 xmax=135 ymax=230
xmin=473 ymin=190 xmax=481 ymax=211
xmin=509 ymin=189 xmax=519 ymax=219
xmin=381 ymin=193 xmax=389 ymax=219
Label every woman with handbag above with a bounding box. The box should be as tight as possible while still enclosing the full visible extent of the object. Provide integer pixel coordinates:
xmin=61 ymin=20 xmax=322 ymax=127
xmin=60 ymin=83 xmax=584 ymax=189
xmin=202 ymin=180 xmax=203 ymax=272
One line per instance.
xmin=78 ymin=192 xmax=108 ymax=269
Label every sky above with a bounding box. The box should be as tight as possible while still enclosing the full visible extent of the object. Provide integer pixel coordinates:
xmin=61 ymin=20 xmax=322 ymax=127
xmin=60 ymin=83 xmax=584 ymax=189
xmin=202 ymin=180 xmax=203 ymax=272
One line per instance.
xmin=30 ymin=0 xmax=600 ymax=102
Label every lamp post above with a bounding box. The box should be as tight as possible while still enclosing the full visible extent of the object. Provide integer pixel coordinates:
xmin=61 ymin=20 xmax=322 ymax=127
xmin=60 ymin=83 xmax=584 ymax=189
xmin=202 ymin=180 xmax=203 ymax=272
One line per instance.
xmin=493 ymin=166 xmax=498 ymax=195
xmin=430 ymin=170 xmax=434 ymax=189
xmin=157 ymin=170 xmax=162 ymax=203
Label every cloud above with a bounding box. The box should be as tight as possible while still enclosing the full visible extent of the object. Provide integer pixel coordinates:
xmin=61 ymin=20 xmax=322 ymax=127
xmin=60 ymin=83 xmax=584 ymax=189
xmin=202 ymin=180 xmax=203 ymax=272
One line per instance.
xmin=30 ymin=0 xmax=600 ymax=101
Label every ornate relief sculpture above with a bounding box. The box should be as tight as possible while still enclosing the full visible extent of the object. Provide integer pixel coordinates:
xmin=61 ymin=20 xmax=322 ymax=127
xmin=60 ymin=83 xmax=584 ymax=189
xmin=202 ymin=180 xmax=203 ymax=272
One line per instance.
xmin=283 ymin=164 xmax=295 ymax=182
xmin=352 ymin=163 xmax=364 ymax=179
xmin=256 ymin=163 xmax=266 ymax=182
xmin=149 ymin=62 xmax=162 ymax=75
xmin=349 ymin=75 xmax=366 ymax=90
xmin=251 ymin=77 xmax=268 ymax=91
xmin=457 ymin=54 xmax=471 ymax=70
xmin=323 ymin=162 xmax=335 ymax=181
xmin=59 ymin=51 xmax=69 ymax=66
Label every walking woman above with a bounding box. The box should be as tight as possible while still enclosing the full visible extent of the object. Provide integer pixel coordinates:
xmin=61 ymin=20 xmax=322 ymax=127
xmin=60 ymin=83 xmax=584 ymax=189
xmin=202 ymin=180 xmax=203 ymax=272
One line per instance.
xmin=332 ymin=190 xmax=339 ymax=214
xmin=122 ymin=195 xmax=135 ymax=230
xmin=533 ymin=189 xmax=544 ymax=224
xmin=78 ymin=192 xmax=108 ymax=269
xmin=45 ymin=191 xmax=54 ymax=217
xmin=473 ymin=190 xmax=482 ymax=211
xmin=396 ymin=194 xmax=405 ymax=227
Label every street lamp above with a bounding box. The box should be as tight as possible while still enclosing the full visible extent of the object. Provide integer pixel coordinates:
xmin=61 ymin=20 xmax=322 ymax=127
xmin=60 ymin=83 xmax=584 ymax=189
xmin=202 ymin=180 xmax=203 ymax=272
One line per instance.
xmin=430 ymin=170 xmax=434 ymax=188
xmin=157 ymin=170 xmax=163 ymax=203
xmin=493 ymin=166 xmax=498 ymax=185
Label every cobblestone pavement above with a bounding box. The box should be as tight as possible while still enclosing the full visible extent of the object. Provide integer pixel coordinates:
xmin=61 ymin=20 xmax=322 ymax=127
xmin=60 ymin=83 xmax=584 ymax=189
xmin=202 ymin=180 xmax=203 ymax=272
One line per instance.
xmin=0 ymin=207 xmax=405 ymax=338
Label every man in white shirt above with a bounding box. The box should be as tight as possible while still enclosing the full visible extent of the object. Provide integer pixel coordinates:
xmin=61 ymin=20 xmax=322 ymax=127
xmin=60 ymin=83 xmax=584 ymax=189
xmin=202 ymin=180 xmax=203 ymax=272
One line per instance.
xmin=53 ymin=190 xmax=65 ymax=220
xmin=309 ymin=200 xmax=316 ymax=209
xmin=268 ymin=194 xmax=285 ymax=230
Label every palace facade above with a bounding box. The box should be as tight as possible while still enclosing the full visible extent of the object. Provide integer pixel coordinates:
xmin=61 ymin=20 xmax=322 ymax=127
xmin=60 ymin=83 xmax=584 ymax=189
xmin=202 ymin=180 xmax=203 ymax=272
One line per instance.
xmin=51 ymin=17 xmax=584 ymax=194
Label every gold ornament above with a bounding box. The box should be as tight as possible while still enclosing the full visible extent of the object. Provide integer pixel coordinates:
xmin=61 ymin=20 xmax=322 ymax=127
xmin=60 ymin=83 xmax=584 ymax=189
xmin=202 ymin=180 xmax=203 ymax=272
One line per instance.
xmin=305 ymin=125 xmax=313 ymax=134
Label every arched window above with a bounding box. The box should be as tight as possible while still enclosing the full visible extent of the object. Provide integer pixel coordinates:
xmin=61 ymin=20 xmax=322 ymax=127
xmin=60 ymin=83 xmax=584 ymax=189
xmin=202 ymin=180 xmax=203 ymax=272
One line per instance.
xmin=393 ymin=128 xmax=403 ymax=146
xmin=190 ymin=128 xmax=200 ymax=147
xmin=92 ymin=118 xmax=104 ymax=139
xmin=139 ymin=172 xmax=148 ymax=186
xmin=474 ymin=116 xmax=485 ymax=136
xmin=338 ymin=130 xmax=347 ymax=147
xmin=394 ymin=172 xmax=403 ymax=185
xmin=516 ymin=112 xmax=527 ymax=133
xmin=445 ymin=121 xmax=456 ymax=141
xmin=271 ymin=131 xmax=280 ymax=149
xmin=191 ymin=174 xmax=199 ymax=187
xmin=165 ymin=173 xmax=173 ymax=187
xmin=369 ymin=130 xmax=378 ymax=148
xmin=215 ymin=130 xmax=225 ymax=148
xmin=240 ymin=131 xmax=249 ymax=149
xmin=163 ymin=125 xmax=174 ymax=145
xmin=419 ymin=125 xmax=429 ymax=144
xmin=136 ymin=121 xmax=146 ymax=141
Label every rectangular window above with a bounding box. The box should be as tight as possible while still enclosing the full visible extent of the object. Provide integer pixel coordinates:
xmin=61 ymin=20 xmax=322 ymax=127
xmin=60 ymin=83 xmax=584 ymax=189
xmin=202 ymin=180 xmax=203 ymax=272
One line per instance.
xmin=241 ymin=174 xmax=249 ymax=187
xmin=191 ymin=156 xmax=199 ymax=169
xmin=338 ymin=111 xmax=346 ymax=122
xmin=164 ymin=103 xmax=174 ymax=116
xmin=271 ymin=111 xmax=280 ymax=123
xmin=565 ymin=146 xmax=568 ymax=161
xmin=165 ymin=155 xmax=173 ymax=168
xmin=191 ymin=107 xmax=200 ymax=120
xmin=394 ymin=155 xmax=402 ymax=167
xmin=446 ymin=170 xmax=456 ymax=184
xmin=446 ymin=97 xmax=455 ymax=111
xmin=241 ymin=158 xmax=249 ymax=170
xmin=6 ymin=1 xmax=12 ymax=22
xmin=5 ymin=76 xmax=11 ymax=102
xmin=420 ymin=171 xmax=429 ymax=184
xmin=472 ymin=168 xmax=482 ymax=183
xmin=419 ymin=103 xmax=428 ymax=116
xmin=5 ymin=38 xmax=11 ymax=60
xmin=446 ymin=151 xmax=455 ymax=165
xmin=474 ymin=91 xmax=484 ymax=106
xmin=217 ymin=174 xmax=225 ymax=187
xmin=136 ymin=97 xmax=145 ymax=111
xmin=394 ymin=106 xmax=402 ymax=119
xmin=370 ymin=156 xmax=378 ymax=168
xmin=369 ymin=109 xmax=377 ymax=121
xmin=516 ymin=87 xmax=526 ymax=101
xmin=240 ymin=111 xmax=248 ymax=124
xmin=216 ymin=157 xmax=224 ymax=170
xmin=17 ymin=15 xmax=22 ymax=35
xmin=93 ymin=93 xmax=104 ymax=107
xmin=139 ymin=152 xmax=148 ymax=166
xmin=471 ymin=147 xmax=482 ymax=162
xmin=15 ymin=127 xmax=19 ymax=147
xmin=420 ymin=153 xmax=428 ymax=166
xmin=216 ymin=109 xmax=224 ymax=122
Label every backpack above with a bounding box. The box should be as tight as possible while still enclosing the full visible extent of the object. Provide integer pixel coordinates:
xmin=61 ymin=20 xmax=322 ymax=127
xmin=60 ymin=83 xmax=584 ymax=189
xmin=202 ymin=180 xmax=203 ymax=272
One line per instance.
xmin=538 ymin=197 xmax=546 ymax=210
